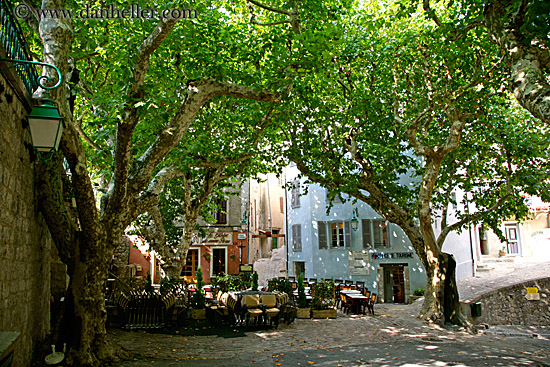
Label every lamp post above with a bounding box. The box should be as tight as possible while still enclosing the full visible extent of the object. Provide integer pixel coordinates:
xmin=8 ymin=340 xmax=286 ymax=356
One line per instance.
xmin=351 ymin=207 xmax=359 ymax=232
xmin=0 ymin=59 xmax=64 ymax=161
xmin=238 ymin=210 xmax=248 ymax=264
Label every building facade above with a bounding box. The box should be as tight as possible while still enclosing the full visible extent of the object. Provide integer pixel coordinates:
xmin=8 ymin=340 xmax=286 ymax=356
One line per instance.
xmin=285 ymin=165 xmax=428 ymax=303
xmin=184 ymin=185 xmax=249 ymax=284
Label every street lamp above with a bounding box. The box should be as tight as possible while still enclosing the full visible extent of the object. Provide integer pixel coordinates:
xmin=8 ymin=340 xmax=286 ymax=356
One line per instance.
xmin=351 ymin=207 xmax=359 ymax=231
xmin=27 ymin=98 xmax=65 ymax=160
xmin=0 ymin=59 xmax=63 ymax=161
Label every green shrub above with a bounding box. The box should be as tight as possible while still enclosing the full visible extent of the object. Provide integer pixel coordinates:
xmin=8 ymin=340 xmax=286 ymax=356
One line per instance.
xmin=311 ymin=280 xmax=335 ymax=310
xmin=413 ymin=288 xmax=425 ymax=296
xmin=191 ymin=268 xmax=206 ymax=309
xmin=251 ymin=271 xmax=259 ymax=291
xmin=267 ymin=278 xmax=292 ymax=295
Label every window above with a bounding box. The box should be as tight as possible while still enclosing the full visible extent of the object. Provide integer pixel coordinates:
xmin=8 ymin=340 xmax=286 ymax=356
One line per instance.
xmin=292 ymin=224 xmax=302 ymax=252
xmin=291 ymin=180 xmax=300 ymax=208
xmin=362 ymin=219 xmax=389 ymax=248
xmin=318 ymin=221 xmax=350 ymax=248
xmin=213 ymin=199 xmax=227 ymax=224
xmin=331 ymin=222 xmax=345 ymax=247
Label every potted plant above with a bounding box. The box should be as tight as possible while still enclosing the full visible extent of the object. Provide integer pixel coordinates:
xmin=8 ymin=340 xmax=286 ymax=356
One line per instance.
xmin=311 ymin=280 xmax=336 ymax=319
xmin=251 ymin=271 xmax=259 ymax=291
xmin=229 ymin=253 xmax=237 ymax=261
xmin=499 ymin=246 xmax=507 ymax=257
xmin=408 ymin=288 xmax=425 ymax=304
xmin=202 ymin=252 xmax=211 ymax=261
xmin=190 ymin=268 xmax=206 ymax=319
xmin=296 ymin=274 xmax=311 ymax=318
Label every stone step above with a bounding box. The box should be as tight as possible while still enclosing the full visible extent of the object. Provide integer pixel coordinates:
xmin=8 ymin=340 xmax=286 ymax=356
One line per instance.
xmin=476 ymin=264 xmax=494 ymax=272
xmin=482 ymin=256 xmax=516 ymax=263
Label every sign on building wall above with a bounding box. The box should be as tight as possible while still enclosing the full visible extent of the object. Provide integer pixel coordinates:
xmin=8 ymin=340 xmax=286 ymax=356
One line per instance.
xmin=349 ymin=251 xmax=370 ymax=275
xmin=371 ymin=252 xmax=414 ymax=260
xmin=193 ymin=231 xmax=233 ymax=246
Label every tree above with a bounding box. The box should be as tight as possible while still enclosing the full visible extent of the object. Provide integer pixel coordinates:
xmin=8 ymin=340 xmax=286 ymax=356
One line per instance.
xmin=32 ymin=0 xmax=286 ymax=364
xmin=282 ymin=3 xmax=550 ymax=326
xmin=30 ymin=0 xmax=351 ymax=363
xmin=133 ymin=102 xmax=283 ymax=279
xmin=422 ymin=0 xmax=550 ymax=124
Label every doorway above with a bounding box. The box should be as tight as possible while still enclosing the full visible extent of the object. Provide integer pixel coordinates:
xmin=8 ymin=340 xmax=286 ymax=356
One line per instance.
xmin=181 ymin=249 xmax=199 ymax=283
xmin=212 ymin=248 xmax=227 ymax=276
xmin=382 ymin=264 xmax=406 ymax=303
xmin=505 ymin=224 xmax=521 ymax=255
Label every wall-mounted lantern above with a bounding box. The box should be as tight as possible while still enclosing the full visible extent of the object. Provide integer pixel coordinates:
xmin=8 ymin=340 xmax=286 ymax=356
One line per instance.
xmin=1 ymin=58 xmax=63 ymax=161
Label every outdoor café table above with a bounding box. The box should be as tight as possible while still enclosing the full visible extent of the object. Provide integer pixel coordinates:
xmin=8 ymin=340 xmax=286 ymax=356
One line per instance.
xmin=343 ymin=293 xmax=368 ymax=314
xmin=340 ymin=289 xmax=361 ymax=295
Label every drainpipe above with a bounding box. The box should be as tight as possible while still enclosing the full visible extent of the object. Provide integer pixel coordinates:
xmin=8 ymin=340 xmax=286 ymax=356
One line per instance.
xmin=284 ymin=167 xmax=289 ymax=276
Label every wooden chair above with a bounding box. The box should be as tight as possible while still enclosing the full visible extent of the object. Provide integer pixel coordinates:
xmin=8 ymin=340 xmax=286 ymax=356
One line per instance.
xmin=345 ymin=280 xmax=354 ymax=285
xmin=260 ymin=294 xmax=280 ymax=328
xmin=356 ymin=281 xmax=365 ymax=289
xmin=350 ymin=284 xmax=358 ymax=290
xmin=361 ymin=290 xmax=371 ymax=314
xmin=308 ymin=278 xmax=317 ymax=284
xmin=289 ymin=276 xmax=296 ymax=282
xmin=241 ymin=294 xmax=264 ymax=327
xmin=340 ymin=294 xmax=351 ymax=314
xmin=367 ymin=293 xmax=376 ymax=315
xmin=334 ymin=279 xmax=343 ymax=285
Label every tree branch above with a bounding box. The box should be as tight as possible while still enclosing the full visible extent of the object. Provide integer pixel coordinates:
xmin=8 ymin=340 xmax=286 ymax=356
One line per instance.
xmin=126 ymin=79 xmax=280 ymax=199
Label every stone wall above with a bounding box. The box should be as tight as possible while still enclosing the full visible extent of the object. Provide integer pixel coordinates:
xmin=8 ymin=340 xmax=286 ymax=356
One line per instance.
xmin=0 ymin=62 xmax=53 ymax=366
xmin=465 ymin=278 xmax=550 ymax=326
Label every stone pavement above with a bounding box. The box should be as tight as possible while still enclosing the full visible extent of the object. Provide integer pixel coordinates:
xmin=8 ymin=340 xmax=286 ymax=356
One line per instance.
xmin=106 ymin=260 xmax=550 ymax=366
xmin=458 ymin=258 xmax=550 ymax=301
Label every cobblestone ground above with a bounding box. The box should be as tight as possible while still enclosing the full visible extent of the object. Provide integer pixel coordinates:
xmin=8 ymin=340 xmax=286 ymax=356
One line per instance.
xmin=107 ymin=303 xmax=550 ymax=366
xmin=107 ymin=261 xmax=550 ymax=366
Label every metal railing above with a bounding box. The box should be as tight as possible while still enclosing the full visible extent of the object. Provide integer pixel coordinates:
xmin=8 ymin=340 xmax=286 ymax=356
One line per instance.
xmin=0 ymin=0 xmax=39 ymax=94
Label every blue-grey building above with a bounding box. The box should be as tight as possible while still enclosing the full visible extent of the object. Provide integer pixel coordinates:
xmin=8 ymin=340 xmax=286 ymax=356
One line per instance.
xmin=285 ymin=165 xmax=430 ymax=303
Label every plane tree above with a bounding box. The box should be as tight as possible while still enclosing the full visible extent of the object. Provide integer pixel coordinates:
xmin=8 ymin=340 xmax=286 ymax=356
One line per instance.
xmin=422 ymin=0 xmax=550 ymax=123
xmin=29 ymin=0 xmax=352 ymax=363
xmin=133 ymin=101 xmax=284 ymax=279
xmin=30 ymin=0 xmax=294 ymax=364
xmin=282 ymin=3 xmax=550 ymax=326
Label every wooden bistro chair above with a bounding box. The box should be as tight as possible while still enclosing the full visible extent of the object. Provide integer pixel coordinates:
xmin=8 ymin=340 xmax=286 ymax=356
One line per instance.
xmin=260 ymin=294 xmax=281 ymax=328
xmin=355 ymin=281 xmax=365 ymax=290
xmin=340 ymin=294 xmax=351 ymax=314
xmin=241 ymin=294 xmax=264 ymax=327
xmin=367 ymin=293 xmax=377 ymax=315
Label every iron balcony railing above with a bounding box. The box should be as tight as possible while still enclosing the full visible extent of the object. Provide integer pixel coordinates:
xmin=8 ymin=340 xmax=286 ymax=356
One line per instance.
xmin=0 ymin=0 xmax=39 ymax=94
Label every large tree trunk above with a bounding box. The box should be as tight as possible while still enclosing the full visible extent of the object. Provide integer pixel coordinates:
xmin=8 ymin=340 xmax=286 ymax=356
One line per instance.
xmin=420 ymin=252 xmax=463 ymax=325
xmin=163 ymin=215 xmax=197 ymax=279
xmin=65 ymin=237 xmax=119 ymax=365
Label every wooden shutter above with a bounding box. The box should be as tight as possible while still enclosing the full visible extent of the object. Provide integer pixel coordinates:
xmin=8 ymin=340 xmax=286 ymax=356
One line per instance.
xmin=362 ymin=219 xmax=372 ymax=248
xmin=318 ymin=221 xmax=327 ymax=249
